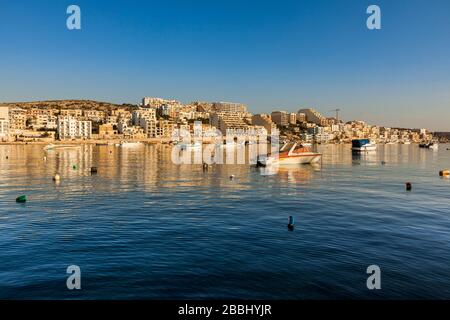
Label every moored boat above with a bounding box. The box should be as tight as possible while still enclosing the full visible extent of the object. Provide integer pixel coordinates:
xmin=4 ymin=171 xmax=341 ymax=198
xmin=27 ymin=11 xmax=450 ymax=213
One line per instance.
xmin=257 ymin=142 xmax=322 ymax=167
xmin=179 ymin=142 xmax=202 ymax=151
xmin=116 ymin=141 xmax=143 ymax=147
xmin=43 ymin=144 xmax=81 ymax=151
xmin=351 ymin=139 xmax=377 ymax=152
xmin=419 ymin=142 xmax=438 ymax=150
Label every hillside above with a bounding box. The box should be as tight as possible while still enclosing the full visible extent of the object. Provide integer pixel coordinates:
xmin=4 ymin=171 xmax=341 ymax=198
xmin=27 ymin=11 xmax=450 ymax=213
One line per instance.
xmin=0 ymin=100 xmax=136 ymax=111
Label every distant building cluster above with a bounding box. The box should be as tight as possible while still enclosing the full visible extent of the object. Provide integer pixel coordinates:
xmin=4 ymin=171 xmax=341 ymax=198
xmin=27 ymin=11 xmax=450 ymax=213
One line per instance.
xmin=0 ymin=98 xmax=438 ymax=143
xmin=271 ymin=108 xmax=434 ymax=144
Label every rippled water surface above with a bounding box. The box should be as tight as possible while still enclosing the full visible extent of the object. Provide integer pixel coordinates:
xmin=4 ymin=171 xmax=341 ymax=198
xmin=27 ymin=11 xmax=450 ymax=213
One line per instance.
xmin=0 ymin=144 xmax=449 ymax=299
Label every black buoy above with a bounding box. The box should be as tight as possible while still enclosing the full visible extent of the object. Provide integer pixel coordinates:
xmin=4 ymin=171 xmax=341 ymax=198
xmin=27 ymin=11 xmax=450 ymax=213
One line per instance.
xmin=288 ymin=216 xmax=295 ymax=231
xmin=90 ymin=167 xmax=98 ymax=174
xmin=381 ymin=161 xmax=386 ymax=165
xmin=406 ymin=182 xmax=412 ymax=191
xmin=6 ymin=156 xmax=8 ymax=160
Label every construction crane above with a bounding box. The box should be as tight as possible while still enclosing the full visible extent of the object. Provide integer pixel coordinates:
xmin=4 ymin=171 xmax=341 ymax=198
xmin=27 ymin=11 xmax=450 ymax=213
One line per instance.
xmin=330 ymin=108 xmax=341 ymax=123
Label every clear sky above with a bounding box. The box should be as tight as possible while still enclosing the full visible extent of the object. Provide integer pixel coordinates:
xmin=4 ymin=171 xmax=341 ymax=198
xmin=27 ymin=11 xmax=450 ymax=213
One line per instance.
xmin=0 ymin=0 xmax=449 ymax=130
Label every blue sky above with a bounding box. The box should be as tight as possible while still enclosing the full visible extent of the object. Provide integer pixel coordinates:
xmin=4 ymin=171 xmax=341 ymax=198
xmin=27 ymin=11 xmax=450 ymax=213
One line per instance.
xmin=0 ymin=0 xmax=449 ymax=130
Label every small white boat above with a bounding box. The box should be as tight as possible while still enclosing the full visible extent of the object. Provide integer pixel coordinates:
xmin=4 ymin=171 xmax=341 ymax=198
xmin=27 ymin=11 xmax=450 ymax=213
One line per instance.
xmin=351 ymin=139 xmax=377 ymax=152
xmin=402 ymin=141 xmax=411 ymax=145
xmin=257 ymin=142 xmax=322 ymax=167
xmin=419 ymin=142 xmax=438 ymax=150
xmin=43 ymin=144 xmax=81 ymax=151
xmin=429 ymin=143 xmax=439 ymax=150
xmin=116 ymin=141 xmax=143 ymax=148
xmin=180 ymin=142 xmax=202 ymax=151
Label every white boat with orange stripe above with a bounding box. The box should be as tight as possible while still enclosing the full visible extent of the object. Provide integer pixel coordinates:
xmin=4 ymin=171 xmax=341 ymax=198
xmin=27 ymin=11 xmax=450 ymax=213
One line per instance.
xmin=257 ymin=142 xmax=322 ymax=167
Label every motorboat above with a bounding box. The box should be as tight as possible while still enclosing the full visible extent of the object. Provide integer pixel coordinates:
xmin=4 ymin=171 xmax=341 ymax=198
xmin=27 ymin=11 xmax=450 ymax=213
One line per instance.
xmin=256 ymin=142 xmax=322 ymax=167
xmin=351 ymin=139 xmax=377 ymax=152
xmin=419 ymin=142 xmax=438 ymax=150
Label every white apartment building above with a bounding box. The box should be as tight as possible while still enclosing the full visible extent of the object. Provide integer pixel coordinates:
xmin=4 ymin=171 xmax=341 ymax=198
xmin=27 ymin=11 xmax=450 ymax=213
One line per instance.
xmin=57 ymin=116 xmax=92 ymax=140
xmin=0 ymin=107 xmax=10 ymax=141
xmin=132 ymin=108 xmax=159 ymax=138
xmin=0 ymin=120 xmax=9 ymax=141
xmin=132 ymin=108 xmax=156 ymax=125
xmin=142 ymin=97 xmax=181 ymax=108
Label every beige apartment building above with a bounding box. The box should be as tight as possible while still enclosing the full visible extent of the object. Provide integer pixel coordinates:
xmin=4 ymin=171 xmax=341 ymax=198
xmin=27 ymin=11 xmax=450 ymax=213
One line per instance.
xmin=252 ymin=114 xmax=277 ymax=135
xmin=270 ymin=111 xmax=289 ymax=126
xmin=60 ymin=109 xmax=83 ymax=118
xmin=30 ymin=114 xmax=57 ymax=130
xmin=298 ymin=108 xmax=328 ymax=126
xmin=212 ymin=102 xmax=247 ymax=114
xmin=8 ymin=108 xmax=27 ymax=134
xmin=210 ymin=112 xmax=248 ymax=134
xmin=289 ymin=113 xmax=297 ymax=125
xmin=83 ymin=110 xmax=106 ymax=122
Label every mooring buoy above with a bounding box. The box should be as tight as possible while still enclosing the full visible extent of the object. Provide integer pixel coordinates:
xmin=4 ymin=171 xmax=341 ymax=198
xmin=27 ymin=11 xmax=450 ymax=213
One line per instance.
xmin=288 ymin=216 xmax=295 ymax=231
xmin=406 ymin=182 xmax=412 ymax=191
xmin=16 ymin=195 xmax=27 ymax=203
xmin=439 ymin=169 xmax=450 ymax=177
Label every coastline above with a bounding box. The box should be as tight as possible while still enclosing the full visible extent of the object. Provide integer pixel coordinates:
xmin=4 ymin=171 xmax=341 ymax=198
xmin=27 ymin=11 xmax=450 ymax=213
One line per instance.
xmin=0 ymin=138 xmax=171 ymax=146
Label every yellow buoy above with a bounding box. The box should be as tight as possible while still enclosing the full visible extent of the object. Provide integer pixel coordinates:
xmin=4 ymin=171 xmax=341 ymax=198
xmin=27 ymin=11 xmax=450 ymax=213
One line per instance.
xmin=53 ymin=174 xmax=61 ymax=181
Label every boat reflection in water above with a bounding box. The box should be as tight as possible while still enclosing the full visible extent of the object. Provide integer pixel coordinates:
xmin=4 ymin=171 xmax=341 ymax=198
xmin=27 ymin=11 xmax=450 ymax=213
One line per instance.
xmin=258 ymin=163 xmax=319 ymax=184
